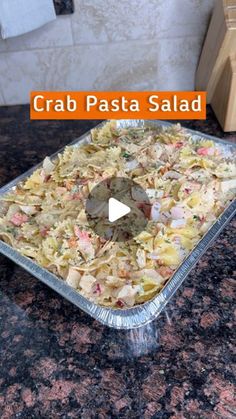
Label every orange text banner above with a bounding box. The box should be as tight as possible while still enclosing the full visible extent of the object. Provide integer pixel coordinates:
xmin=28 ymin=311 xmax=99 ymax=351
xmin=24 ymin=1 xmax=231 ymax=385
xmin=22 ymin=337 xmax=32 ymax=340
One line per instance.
xmin=30 ymin=91 xmax=206 ymax=120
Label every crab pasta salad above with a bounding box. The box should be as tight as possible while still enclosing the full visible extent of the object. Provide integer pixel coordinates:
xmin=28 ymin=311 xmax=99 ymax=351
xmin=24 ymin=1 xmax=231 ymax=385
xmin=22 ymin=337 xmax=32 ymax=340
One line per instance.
xmin=0 ymin=122 xmax=235 ymax=308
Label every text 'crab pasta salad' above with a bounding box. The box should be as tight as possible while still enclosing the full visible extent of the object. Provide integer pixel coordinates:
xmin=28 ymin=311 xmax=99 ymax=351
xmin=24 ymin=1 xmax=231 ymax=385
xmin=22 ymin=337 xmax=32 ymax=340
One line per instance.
xmin=0 ymin=122 xmax=235 ymax=308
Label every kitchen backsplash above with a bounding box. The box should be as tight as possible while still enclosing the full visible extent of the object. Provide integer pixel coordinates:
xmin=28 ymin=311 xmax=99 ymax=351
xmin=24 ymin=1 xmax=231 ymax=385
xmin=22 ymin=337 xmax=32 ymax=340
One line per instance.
xmin=0 ymin=0 xmax=214 ymax=106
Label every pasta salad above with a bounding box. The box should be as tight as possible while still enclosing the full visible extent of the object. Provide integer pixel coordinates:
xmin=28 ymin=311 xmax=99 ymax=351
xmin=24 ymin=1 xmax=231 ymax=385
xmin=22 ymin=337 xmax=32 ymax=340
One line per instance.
xmin=0 ymin=122 xmax=235 ymax=308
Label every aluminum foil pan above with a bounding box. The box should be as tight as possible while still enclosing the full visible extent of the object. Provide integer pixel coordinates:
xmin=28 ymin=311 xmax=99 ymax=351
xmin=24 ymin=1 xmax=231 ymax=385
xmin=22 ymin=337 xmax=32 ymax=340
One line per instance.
xmin=0 ymin=120 xmax=235 ymax=329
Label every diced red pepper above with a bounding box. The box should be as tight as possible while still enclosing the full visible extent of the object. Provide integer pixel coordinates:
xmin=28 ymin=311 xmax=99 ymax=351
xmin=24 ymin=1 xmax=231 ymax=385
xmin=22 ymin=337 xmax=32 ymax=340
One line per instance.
xmin=93 ymin=283 xmax=102 ymax=295
xmin=116 ymin=299 xmax=125 ymax=308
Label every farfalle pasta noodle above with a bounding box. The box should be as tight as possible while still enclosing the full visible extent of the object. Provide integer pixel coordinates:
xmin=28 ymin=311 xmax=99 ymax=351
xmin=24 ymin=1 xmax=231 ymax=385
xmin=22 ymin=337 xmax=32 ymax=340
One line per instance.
xmin=0 ymin=122 xmax=235 ymax=308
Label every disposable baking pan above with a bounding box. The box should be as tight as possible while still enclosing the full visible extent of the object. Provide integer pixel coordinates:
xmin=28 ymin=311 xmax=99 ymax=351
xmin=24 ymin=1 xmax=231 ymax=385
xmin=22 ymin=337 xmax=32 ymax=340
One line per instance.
xmin=0 ymin=120 xmax=235 ymax=329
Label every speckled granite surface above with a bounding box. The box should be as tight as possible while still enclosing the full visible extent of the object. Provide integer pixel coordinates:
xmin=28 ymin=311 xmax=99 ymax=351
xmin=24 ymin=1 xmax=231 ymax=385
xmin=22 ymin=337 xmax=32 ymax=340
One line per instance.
xmin=0 ymin=106 xmax=235 ymax=418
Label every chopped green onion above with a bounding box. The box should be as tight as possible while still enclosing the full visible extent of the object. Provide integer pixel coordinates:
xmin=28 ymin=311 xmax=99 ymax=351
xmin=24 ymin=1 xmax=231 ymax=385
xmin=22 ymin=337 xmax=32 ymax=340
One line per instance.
xmin=122 ymin=152 xmax=131 ymax=159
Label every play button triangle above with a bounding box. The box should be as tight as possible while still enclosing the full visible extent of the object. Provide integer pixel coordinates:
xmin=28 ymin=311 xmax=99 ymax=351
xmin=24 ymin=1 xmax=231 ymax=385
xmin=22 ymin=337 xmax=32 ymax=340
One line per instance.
xmin=108 ymin=197 xmax=131 ymax=223
xmin=85 ymin=176 xmax=150 ymax=242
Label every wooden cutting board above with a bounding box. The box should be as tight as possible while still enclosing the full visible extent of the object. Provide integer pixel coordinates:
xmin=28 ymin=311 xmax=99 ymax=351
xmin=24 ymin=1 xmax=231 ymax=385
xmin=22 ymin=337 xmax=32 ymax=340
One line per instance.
xmin=211 ymin=54 xmax=236 ymax=131
xmin=195 ymin=0 xmax=236 ymax=104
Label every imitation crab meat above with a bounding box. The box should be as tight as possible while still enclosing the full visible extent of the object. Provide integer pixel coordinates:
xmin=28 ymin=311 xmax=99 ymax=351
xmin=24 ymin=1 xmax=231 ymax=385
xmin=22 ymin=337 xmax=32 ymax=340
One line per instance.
xmin=150 ymin=202 xmax=161 ymax=221
xmin=10 ymin=212 xmax=28 ymax=226
xmin=74 ymin=227 xmax=95 ymax=260
xmin=197 ymin=147 xmax=215 ymax=156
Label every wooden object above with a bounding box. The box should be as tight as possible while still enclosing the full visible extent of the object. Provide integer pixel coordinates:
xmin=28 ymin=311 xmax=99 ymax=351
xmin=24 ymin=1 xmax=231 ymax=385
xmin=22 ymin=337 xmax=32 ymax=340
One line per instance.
xmin=211 ymin=55 xmax=236 ymax=131
xmin=195 ymin=0 xmax=236 ymax=104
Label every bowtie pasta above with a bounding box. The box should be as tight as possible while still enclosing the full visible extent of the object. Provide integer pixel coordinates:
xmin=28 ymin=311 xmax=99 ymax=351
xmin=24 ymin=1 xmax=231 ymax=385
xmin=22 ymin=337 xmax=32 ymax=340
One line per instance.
xmin=0 ymin=122 xmax=235 ymax=308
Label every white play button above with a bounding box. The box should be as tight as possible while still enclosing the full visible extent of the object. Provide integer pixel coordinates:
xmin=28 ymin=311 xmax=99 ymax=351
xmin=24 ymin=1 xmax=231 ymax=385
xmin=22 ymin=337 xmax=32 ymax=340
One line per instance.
xmin=108 ymin=197 xmax=131 ymax=223
xmin=86 ymin=176 xmax=150 ymax=242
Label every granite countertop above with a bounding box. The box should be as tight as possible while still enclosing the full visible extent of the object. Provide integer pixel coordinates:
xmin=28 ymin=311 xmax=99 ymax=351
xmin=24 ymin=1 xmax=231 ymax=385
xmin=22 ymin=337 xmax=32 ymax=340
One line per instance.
xmin=0 ymin=106 xmax=235 ymax=419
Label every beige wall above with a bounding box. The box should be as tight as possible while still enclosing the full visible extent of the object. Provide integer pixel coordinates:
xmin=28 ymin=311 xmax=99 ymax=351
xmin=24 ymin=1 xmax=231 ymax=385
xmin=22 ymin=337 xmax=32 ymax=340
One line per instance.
xmin=0 ymin=0 xmax=214 ymax=106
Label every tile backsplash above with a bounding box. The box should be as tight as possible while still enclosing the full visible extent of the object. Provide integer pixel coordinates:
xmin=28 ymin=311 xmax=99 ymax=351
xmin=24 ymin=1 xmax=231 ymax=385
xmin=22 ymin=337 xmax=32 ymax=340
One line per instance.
xmin=0 ymin=0 xmax=214 ymax=106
